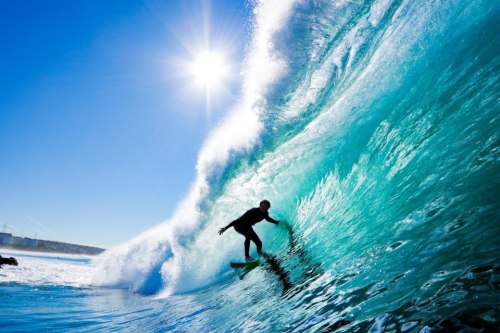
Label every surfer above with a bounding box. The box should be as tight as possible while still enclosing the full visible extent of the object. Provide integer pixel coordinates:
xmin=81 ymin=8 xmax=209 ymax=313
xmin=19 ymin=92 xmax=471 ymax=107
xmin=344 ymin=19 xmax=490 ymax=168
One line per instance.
xmin=218 ymin=200 xmax=279 ymax=261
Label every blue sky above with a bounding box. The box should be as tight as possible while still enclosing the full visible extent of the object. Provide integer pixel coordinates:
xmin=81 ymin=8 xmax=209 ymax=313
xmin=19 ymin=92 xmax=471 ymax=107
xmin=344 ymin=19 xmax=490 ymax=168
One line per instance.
xmin=0 ymin=0 xmax=252 ymax=248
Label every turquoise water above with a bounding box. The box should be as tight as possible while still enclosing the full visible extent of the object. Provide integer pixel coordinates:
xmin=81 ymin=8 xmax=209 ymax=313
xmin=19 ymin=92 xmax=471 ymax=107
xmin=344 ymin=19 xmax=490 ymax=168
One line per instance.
xmin=2 ymin=0 xmax=499 ymax=332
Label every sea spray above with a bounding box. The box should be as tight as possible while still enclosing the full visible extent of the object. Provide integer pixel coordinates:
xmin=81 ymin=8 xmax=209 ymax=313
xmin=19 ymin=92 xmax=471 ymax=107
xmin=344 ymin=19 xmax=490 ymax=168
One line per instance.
xmin=92 ymin=0 xmax=299 ymax=294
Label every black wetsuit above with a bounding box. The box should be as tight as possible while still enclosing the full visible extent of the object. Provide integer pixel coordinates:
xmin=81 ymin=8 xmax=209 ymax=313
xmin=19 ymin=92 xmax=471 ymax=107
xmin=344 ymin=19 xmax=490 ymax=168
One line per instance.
xmin=226 ymin=208 xmax=279 ymax=257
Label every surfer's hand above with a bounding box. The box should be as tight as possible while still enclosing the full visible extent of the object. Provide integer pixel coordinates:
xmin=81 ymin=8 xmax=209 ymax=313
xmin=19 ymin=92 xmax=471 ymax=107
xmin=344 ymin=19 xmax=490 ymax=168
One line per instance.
xmin=218 ymin=227 xmax=226 ymax=235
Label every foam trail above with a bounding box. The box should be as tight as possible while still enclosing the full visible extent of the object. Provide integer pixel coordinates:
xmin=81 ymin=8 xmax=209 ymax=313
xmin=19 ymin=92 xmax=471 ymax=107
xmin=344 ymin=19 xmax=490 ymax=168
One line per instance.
xmin=91 ymin=0 xmax=299 ymax=295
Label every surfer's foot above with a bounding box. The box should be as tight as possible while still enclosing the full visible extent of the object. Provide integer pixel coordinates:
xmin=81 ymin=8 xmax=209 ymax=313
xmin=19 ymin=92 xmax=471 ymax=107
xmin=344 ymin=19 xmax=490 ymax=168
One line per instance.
xmin=245 ymin=256 xmax=255 ymax=261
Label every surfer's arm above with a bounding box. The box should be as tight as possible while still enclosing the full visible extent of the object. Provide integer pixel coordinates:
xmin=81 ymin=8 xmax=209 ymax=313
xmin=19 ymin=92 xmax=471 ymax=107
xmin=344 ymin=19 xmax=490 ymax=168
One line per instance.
xmin=218 ymin=220 xmax=237 ymax=235
xmin=265 ymin=216 xmax=279 ymax=224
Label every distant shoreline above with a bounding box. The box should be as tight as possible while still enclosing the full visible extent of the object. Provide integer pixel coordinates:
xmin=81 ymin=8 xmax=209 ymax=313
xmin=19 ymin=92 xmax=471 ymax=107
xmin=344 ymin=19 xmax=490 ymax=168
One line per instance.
xmin=0 ymin=233 xmax=106 ymax=256
xmin=0 ymin=244 xmax=105 ymax=256
xmin=0 ymin=244 xmax=103 ymax=257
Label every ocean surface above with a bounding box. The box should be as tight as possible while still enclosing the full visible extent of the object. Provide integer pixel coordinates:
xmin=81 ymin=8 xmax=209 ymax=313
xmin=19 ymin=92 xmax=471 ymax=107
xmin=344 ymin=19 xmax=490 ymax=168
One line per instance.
xmin=2 ymin=0 xmax=499 ymax=332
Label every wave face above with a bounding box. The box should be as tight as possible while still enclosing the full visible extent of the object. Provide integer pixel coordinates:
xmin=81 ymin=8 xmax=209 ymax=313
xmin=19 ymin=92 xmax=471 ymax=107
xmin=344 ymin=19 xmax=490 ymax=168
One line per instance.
xmin=93 ymin=0 xmax=499 ymax=331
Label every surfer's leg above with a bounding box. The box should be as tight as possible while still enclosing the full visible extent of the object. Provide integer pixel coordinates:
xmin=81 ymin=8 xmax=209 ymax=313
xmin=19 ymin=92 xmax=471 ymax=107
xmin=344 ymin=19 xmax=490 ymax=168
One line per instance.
xmin=235 ymin=226 xmax=253 ymax=258
xmin=248 ymin=229 xmax=262 ymax=255
xmin=244 ymin=237 xmax=251 ymax=257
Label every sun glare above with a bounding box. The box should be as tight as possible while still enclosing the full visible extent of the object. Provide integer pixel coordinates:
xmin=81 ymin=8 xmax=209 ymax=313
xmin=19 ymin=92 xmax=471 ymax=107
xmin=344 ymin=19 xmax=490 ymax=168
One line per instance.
xmin=190 ymin=51 xmax=228 ymax=89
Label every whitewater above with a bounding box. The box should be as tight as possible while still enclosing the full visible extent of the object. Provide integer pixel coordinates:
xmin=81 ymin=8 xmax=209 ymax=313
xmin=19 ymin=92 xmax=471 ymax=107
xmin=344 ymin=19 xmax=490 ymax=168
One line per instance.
xmin=2 ymin=0 xmax=499 ymax=332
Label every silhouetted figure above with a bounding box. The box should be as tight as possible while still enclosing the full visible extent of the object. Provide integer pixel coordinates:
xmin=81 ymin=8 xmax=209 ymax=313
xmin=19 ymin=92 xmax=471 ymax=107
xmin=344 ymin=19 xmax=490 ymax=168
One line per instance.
xmin=219 ymin=200 xmax=279 ymax=261
xmin=0 ymin=255 xmax=18 ymax=268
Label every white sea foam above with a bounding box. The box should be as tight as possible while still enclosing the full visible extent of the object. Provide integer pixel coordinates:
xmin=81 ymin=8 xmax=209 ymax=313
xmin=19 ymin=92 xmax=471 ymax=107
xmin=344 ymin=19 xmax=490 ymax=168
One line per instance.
xmin=0 ymin=249 xmax=93 ymax=287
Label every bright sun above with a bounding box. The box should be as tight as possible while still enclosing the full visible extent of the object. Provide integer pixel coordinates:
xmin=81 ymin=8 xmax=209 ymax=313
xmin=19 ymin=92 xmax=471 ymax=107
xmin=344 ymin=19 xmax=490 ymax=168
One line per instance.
xmin=190 ymin=51 xmax=227 ymax=89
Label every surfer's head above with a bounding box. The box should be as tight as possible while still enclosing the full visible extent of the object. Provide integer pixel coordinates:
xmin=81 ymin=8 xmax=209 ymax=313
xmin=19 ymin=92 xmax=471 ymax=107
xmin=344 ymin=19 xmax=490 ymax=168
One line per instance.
xmin=259 ymin=200 xmax=271 ymax=212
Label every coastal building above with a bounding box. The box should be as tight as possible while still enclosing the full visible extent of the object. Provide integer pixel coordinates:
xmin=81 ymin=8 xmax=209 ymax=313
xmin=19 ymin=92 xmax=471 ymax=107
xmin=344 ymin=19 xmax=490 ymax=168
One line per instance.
xmin=0 ymin=233 xmax=38 ymax=247
xmin=13 ymin=237 xmax=38 ymax=247
xmin=0 ymin=233 xmax=13 ymax=245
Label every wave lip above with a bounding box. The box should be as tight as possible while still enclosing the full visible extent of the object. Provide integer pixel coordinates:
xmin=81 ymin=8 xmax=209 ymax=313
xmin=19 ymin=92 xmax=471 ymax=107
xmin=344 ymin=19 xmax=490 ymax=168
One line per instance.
xmin=91 ymin=0 xmax=299 ymax=295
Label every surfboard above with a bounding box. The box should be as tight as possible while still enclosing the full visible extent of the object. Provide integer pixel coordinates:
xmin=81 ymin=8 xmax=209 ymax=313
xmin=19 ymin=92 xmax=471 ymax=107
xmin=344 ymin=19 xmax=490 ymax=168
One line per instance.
xmin=229 ymin=259 xmax=259 ymax=268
